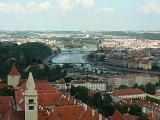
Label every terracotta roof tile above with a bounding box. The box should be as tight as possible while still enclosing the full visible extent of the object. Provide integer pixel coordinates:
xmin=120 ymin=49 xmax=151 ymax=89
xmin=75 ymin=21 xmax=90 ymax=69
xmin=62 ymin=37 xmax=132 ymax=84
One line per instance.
xmin=0 ymin=96 xmax=15 ymax=114
xmin=2 ymin=108 xmax=24 ymax=120
xmin=112 ymin=89 xmax=145 ymax=96
xmin=0 ymin=83 xmax=7 ymax=89
xmin=111 ymin=111 xmax=125 ymax=120
xmin=14 ymin=80 xmax=107 ymax=120
xmin=8 ymin=65 xmax=20 ymax=76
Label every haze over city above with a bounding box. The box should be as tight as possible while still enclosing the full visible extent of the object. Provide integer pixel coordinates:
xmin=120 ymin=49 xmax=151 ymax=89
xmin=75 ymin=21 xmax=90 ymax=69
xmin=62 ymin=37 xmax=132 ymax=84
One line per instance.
xmin=0 ymin=0 xmax=160 ymax=31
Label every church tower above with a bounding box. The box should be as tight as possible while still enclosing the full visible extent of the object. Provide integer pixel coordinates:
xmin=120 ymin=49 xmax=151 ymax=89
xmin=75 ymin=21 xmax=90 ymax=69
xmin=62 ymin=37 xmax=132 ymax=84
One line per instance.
xmin=24 ymin=72 xmax=38 ymax=120
xmin=7 ymin=65 xmax=21 ymax=89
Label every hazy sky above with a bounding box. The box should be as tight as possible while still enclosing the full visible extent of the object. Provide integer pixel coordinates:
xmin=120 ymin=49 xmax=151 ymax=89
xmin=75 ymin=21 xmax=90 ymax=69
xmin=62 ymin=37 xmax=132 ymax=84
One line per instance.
xmin=0 ymin=0 xmax=160 ymax=31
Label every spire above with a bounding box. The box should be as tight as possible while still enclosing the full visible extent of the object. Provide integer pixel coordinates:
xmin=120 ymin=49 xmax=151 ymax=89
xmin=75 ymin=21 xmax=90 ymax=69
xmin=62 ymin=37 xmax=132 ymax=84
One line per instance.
xmin=8 ymin=65 xmax=20 ymax=76
xmin=26 ymin=72 xmax=35 ymax=90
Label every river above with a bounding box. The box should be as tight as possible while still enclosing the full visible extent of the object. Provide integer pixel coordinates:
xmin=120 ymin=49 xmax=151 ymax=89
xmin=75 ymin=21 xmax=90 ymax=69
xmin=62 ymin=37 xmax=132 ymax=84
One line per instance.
xmin=52 ymin=44 xmax=97 ymax=64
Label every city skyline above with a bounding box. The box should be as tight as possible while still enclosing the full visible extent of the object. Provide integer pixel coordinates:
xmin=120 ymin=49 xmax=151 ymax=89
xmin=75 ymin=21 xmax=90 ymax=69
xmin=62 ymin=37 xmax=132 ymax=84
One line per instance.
xmin=0 ymin=0 xmax=160 ymax=31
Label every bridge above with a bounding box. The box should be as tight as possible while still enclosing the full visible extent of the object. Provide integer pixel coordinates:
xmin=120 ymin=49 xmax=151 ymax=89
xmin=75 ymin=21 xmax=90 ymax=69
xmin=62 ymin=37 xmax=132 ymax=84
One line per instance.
xmin=51 ymin=62 xmax=93 ymax=65
xmin=60 ymin=50 xmax=94 ymax=54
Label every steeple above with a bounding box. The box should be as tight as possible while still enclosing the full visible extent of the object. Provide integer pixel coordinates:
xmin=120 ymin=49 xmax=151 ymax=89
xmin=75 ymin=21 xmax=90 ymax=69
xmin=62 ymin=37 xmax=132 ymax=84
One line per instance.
xmin=26 ymin=72 xmax=35 ymax=90
xmin=24 ymin=72 xmax=38 ymax=120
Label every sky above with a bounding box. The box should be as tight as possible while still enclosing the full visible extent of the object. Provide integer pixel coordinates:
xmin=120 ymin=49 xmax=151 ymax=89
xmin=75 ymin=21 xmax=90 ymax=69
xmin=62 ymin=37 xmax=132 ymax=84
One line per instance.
xmin=0 ymin=0 xmax=160 ymax=31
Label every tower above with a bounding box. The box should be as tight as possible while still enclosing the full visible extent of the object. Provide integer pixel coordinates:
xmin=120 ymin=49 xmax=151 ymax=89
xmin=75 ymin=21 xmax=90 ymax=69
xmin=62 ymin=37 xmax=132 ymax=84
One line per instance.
xmin=24 ymin=72 xmax=38 ymax=120
xmin=7 ymin=65 xmax=21 ymax=89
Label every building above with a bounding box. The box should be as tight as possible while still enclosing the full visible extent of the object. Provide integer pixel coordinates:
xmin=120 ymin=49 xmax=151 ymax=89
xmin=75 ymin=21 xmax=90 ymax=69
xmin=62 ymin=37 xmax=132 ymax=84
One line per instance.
xmin=0 ymin=83 xmax=7 ymax=89
xmin=111 ymin=111 xmax=138 ymax=120
xmin=119 ymin=99 xmax=159 ymax=120
xmin=70 ymin=80 xmax=107 ymax=92
xmin=7 ymin=65 xmax=21 ymax=89
xmin=55 ymin=78 xmax=67 ymax=91
xmin=0 ymin=96 xmax=15 ymax=119
xmin=112 ymin=89 xmax=146 ymax=99
xmin=0 ymin=66 xmax=106 ymax=120
xmin=138 ymin=60 xmax=152 ymax=70
xmin=107 ymin=74 xmax=159 ymax=88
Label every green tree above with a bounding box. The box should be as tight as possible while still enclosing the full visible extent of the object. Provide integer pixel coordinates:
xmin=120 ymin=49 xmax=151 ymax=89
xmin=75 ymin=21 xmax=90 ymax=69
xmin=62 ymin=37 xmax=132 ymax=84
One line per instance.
xmin=0 ymin=88 xmax=15 ymax=97
xmin=129 ymin=105 xmax=142 ymax=116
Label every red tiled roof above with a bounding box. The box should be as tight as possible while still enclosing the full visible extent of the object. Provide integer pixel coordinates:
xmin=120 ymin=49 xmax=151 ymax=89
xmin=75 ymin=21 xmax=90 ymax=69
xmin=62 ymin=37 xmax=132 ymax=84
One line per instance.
xmin=0 ymin=96 xmax=15 ymax=114
xmin=112 ymin=89 xmax=145 ymax=96
xmin=15 ymin=80 xmax=59 ymax=109
xmin=123 ymin=114 xmax=138 ymax=120
xmin=119 ymin=99 xmax=160 ymax=112
xmin=0 ymin=83 xmax=7 ymax=89
xmin=38 ymin=105 xmax=106 ymax=120
xmin=8 ymin=65 xmax=20 ymax=76
xmin=111 ymin=111 xmax=124 ymax=120
xmin=148 ymin=112 xmax=158 ymax=120
xmin=14 ymin=80 xmax=106 ymax=120
xmin=2 ymin=108 xmax=24 ymax=120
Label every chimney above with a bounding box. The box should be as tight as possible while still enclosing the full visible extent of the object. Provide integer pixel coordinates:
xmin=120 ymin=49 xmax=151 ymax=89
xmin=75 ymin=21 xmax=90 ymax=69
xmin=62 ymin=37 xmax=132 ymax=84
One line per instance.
xmin=99 ymin=114 xmax=102 ymax=120
xmin=83 ymin=103 xmax=87 ymax=111
xmin=39 ymin=105 xmax=42 ymax=110
xmin=92 ymin=109 xmax=95 ymax=117
xmin=74 ymin=99 xmax=76 ymax=104
xmin=62 ymin=94 xmax=64 ymax=98
xmin=41 ymin=106 xmax=43 ymax=111
xmin=46 ymin=109 xmax=50 ymax=116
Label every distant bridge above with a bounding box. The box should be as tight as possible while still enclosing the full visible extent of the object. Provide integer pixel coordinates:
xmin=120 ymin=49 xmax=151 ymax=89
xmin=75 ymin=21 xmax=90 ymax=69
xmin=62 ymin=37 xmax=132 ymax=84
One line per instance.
xmin=60 ymin=50 xmax=94 ymax=54
xmin=52 ymin=62 xmax=92 ymax=65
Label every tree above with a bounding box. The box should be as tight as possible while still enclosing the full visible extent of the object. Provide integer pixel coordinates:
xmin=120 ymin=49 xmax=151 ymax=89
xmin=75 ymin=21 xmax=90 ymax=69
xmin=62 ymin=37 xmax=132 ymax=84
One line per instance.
xmin=93 ymin=92 xmax=102 ymax=108
xmin=118 ymin=85 xmax=129 ymax=90
xmin=0 ymin=88 xmax=15 ymax=97
xmin=115 ymin=104 xmax=128 ymax=114
xmin=103 ymin=94 xmax=113 ymax=105
xmin=129 ymin=105 xmax=142 ymax=116
xmin=146 ymin=83 xmax=156 ymax=95
xmin=65 ymin=77 xmax=73 ymax=83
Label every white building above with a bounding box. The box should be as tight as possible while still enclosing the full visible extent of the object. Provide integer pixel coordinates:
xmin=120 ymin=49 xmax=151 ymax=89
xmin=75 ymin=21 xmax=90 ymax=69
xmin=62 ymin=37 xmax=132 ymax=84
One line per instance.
xmin=7 ymin=65 xmax=21 ymax=89
xmin=107 ymin=74 xmax=159 ymax=89
xmin=71 ymin=80 xmax=107 ymax=91
xmin=112 ymin=89 xmax=146 ymax=99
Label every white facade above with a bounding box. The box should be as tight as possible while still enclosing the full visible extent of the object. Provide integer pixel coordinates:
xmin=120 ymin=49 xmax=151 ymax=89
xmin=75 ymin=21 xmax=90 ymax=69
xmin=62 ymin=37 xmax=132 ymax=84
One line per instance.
xmin=117 ymin=94 xmax=146 ymax=99
xmin=108 ymin=74 xmax=159 ymax=88
xmin=7 ymin=75 xmax=20 ymax=89
xmin=71 ymin=80 xmax=107 ymax=91
xmin=24 ymin=72 xmax=38 ymax=120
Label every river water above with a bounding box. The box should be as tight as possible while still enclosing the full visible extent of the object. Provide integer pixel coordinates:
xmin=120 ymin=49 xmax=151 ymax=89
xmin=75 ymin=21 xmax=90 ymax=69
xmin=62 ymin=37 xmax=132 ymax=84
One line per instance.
xmin=52 ymin=44 xmax=97 ymax=64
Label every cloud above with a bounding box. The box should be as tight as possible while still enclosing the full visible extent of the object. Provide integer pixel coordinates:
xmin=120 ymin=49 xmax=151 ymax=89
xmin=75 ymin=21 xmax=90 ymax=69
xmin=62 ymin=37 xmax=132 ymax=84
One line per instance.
xmin=58 ymin=0 xmax=95 ymax=10
xmin=141 ymin=1 xmax=160 ymax=14
xmin=58 ymin=0 xmax=74 ymax=10
xmin=0 ymin=1 xmax=51 ymax=13
xmin=83 ymin=0 xmax=95 ymax=7
xmin=97 ymin=7 xmax=115 ymax=13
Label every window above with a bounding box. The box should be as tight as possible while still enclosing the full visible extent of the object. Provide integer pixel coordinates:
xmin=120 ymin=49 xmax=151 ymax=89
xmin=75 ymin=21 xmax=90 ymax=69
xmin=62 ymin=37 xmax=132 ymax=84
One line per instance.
xmin=29 ymin=106 xmax=34 ymax=110
xmin=29 ymin=99 xmax=34 ymax=104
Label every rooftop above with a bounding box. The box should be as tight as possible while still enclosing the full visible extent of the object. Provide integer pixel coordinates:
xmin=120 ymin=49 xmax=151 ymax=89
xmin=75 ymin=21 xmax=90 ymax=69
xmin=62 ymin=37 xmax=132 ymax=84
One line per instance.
xmin=112 ymin=89 xmax=145 ymax=96
xmin=8 ymin=65 xmax=20 ymax=76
